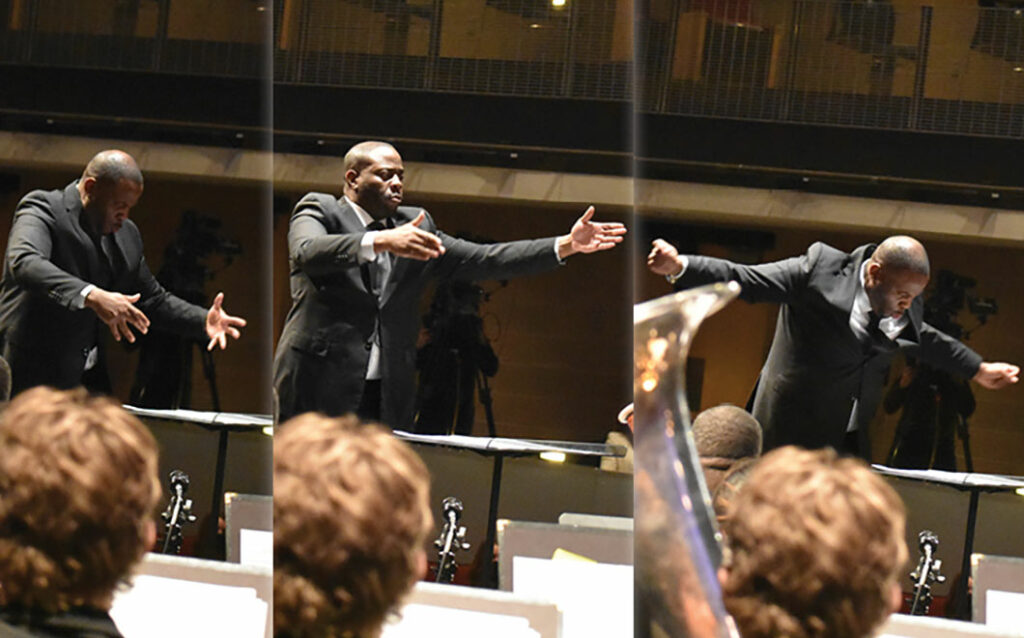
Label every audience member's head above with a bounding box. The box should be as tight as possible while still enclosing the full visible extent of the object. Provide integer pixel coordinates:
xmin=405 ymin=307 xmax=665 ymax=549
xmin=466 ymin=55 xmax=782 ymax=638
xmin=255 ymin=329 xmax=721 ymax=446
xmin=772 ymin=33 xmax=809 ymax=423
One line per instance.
xmin=0 ymin=387 xmax=160 ymax=612
xmin=274 ymin=414 xmax=433 ymax=638
xmin=711 ymin=456 xmax=758 ymax=522
xmin=691 ymin=404 xmax=762 ymax=493
xmin=720 ymin=446 xmax=907 ymax=638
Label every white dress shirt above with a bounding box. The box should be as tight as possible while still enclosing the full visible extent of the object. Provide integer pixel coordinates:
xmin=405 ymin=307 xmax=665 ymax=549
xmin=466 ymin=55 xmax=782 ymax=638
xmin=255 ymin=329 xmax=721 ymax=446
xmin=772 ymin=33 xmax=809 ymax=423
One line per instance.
xmin=846 ymin=260 xmax=909 ymax=431
xmin=345 ymin=197 xmax=388 ymax=380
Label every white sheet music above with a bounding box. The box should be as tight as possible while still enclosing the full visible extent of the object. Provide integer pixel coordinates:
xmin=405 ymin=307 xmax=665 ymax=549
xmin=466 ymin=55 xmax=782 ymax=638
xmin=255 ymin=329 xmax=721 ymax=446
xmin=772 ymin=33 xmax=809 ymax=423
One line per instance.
xmin=382 ymin=603 xmax=540 ymax=638
xmin=513 ymin=556 xmax=632 ymax=638
xmin=240 ymin=528 xmax=274 ymax=569
xmin=110 ymin=575 xmax=267 ymax=638
xmin=986 ymin=590 xmax=1024 ymax=633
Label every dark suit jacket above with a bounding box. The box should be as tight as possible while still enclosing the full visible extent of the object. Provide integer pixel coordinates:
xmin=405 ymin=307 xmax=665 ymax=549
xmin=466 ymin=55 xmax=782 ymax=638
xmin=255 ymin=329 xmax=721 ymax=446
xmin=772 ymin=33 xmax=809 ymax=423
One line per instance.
xmin=273 ymin=193 xmax=561 ymax=427
xmin=675 ymin=242 xmax=983 ymax=455
xmin=0 ymin=181 xmax=207 ymax=393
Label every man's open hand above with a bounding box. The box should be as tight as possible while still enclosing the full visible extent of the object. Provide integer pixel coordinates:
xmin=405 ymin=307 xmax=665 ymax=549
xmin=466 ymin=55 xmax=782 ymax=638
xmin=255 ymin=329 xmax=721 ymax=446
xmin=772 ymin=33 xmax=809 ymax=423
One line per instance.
xmin=374 ymin=211 xmax=445 ymax=261
xmin=206 ymin=292 xmax=247 ymax=351
xmin=557 ymin=206 xmax=627 ymax=259
xmin=84 ymin=288 xmax=150 ymax=343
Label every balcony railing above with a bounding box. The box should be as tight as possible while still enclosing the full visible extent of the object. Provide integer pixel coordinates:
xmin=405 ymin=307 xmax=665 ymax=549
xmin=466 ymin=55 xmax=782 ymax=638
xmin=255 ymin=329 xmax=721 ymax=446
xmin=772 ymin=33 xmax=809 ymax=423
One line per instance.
xmin=2 ymin=1 xmax=1021 ymax=139
xmin=639 ymin=0 xmax=1024 ymax=139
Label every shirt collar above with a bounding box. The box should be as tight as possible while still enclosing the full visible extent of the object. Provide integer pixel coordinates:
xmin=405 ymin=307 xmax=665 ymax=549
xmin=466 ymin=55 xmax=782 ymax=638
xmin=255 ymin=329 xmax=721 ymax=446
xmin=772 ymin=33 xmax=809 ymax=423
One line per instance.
xmin=343 ymin=196 xmax=375 ymax=228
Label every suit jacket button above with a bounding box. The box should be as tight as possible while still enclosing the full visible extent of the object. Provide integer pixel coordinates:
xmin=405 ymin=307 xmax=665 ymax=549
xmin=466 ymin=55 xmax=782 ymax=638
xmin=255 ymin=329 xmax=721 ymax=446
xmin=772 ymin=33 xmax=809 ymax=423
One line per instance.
xmin=364 ymin=341 xmax=373 ymax=351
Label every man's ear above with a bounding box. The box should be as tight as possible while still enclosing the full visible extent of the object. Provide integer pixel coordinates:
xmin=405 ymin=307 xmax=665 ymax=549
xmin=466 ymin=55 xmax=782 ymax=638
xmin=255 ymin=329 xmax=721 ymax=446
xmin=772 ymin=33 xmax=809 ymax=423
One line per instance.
xmin=344 ymin=169 xmax=359 ymax=190
xmin=865 ymin=261 xmax=882 ymax=286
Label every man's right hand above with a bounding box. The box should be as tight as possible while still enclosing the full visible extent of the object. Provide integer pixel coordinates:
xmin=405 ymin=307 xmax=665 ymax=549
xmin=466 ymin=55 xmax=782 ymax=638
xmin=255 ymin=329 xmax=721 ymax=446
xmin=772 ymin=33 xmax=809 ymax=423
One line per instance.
xmin=647 ymin=238 xmax=685 ymax=277
xmin=84 ymin=288 xmax=150 ymax=343
xmin=373 ymin=211 xmax=445 ymax=261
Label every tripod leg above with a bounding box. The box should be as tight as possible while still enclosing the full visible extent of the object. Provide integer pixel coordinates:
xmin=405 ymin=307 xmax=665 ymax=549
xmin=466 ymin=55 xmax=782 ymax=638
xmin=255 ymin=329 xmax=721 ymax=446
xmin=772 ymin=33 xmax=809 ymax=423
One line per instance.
xmin=960 ymin=416 xmax=974 ymax=474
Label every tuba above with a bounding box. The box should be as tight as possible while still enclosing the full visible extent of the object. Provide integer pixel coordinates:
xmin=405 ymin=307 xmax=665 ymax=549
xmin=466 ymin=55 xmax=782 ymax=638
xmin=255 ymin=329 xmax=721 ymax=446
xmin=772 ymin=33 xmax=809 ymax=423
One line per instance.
xmin=634 ymin=282 xmax=741 ymax=638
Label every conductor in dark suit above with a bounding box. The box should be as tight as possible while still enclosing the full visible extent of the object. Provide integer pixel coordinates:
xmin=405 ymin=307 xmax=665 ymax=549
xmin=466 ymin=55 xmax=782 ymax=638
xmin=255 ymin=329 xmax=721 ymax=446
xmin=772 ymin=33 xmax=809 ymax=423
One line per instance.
xmin=0 ymin=150 xmax=247 ymax=395
xmin=274 ymin=141 xmax=626 ymax=426
xmin=647 ymin=236 xmax=1017 ymax=457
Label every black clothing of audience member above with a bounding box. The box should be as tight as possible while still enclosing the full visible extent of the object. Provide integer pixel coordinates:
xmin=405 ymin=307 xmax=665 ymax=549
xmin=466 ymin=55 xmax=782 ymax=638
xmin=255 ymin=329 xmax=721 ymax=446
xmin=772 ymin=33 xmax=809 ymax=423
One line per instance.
xmin=0 ymin=607 xmax=122 ymax=638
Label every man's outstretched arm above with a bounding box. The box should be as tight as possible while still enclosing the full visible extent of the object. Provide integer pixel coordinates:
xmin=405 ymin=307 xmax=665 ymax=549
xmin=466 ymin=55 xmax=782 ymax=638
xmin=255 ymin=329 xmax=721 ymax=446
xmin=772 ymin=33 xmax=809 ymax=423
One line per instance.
xmin=912 ymin=321 xmax=1018 ymax=390
xmin=437 ymin=205 xmax=626 ymax=281
xmin=647 ymin=237 xmax=814 ymax=305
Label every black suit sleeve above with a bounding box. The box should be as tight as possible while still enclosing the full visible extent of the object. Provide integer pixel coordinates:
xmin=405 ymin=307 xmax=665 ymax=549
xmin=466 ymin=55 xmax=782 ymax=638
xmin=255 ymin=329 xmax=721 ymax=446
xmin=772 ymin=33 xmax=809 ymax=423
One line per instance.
xmin=675 ymin=242 xmax=821 ymax=304
xmin=7 ymin=194 xmax=92 ymax=310
xmin=903 ymin=321 xmax=983 ymax=380
xmin=133 ymin=253 xmax=207 ymax=339
xmin=434 ymin=231 xmax=561 ymax=282
xmin=288 ymin=202 xmax=365 ymax=276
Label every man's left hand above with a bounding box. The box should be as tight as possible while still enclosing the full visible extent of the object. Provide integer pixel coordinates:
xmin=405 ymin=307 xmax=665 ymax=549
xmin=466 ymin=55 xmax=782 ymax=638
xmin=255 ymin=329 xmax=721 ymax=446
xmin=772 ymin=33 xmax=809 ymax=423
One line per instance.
xmin=973 ymin=361 xmax=1020 ymax=389
xmin=557 ymin=206 xmax=627 ymax=259
xmin=205 ymin=292 xmax=247 ymax=351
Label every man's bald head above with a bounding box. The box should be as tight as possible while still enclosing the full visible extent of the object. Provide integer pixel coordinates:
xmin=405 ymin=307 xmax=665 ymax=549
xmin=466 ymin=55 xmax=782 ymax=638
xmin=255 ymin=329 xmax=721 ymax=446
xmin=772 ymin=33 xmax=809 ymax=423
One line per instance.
xmin=342 ymin=141 xmax=405 ymax=218
xmin=78 ymin=150 xmax=144 ymax=234
xmin=343 ymin=141 xmax=398 ymax=175
xmin=871 ymin=235 xmax=929 ymax=278
xmin=865 ymin=235 xmax=931 ymax=319
xmin=82 ymin=150 xmax=143 ymax=187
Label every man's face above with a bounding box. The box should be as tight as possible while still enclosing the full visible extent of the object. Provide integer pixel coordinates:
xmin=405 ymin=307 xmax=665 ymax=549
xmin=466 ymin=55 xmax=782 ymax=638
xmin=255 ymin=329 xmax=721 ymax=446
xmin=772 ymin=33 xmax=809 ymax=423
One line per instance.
xmin=346 ymin=146 xmax=404 ymax=219
xmin=83 ymin=177 xmax=142 ymax=234
xmin=865 ymin=262 xmax=929 ymax=319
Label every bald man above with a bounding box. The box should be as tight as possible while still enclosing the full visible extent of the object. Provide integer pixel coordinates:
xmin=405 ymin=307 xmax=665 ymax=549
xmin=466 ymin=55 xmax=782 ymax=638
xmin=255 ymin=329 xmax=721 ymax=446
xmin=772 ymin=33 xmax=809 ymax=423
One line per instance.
xmin=0 ymin=150 xmax=245 ymax=395
xmin=274 ymin=141 xmax=626 ymax=426
xmin=648 ymin=236 xmax=1017 ymax=458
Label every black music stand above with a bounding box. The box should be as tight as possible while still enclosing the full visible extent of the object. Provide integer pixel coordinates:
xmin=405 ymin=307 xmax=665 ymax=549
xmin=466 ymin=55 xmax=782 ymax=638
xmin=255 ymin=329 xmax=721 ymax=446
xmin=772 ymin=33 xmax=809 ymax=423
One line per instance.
xmin=873 ymin=464 xmax=1024 ymax=619
xmin=124 ymin=406 xmax=272 ymax=558
xmin=395 ymin=431 xmax=627 ymax=581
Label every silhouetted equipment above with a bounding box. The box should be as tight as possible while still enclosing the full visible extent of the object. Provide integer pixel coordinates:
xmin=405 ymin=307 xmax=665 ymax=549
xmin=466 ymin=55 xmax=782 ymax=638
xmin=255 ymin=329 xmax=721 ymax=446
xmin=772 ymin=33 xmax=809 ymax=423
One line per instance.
xmin=909 ymin=529 xmax=946 ymax=615
xmin=161 ymin=470 xmax=197 ymax=555
xmin=433 ymin=496 xmax=471 ymax=584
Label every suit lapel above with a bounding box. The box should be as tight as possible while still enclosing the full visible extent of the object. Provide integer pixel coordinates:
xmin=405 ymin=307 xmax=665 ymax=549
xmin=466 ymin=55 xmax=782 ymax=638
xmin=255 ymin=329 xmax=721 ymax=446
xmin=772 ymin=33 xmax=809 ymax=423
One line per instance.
xmin=822 ymin=244 xmax=872 ymax=353
xmin=65 ymin=182 xmax=107 ymax=286
xmin=332 ymin=198 xmax=375 ymax=295
xmin=829 ymin=244 xmax=874 ymax=317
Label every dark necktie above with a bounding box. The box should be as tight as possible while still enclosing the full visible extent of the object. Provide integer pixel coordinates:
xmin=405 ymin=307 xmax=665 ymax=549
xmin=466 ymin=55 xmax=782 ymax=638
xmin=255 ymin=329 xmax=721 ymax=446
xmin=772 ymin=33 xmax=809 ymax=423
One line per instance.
xmin=864 ymin=310 xmax=883 ymax=354
xmin=366 ymin=218 xmax=393 ymax=296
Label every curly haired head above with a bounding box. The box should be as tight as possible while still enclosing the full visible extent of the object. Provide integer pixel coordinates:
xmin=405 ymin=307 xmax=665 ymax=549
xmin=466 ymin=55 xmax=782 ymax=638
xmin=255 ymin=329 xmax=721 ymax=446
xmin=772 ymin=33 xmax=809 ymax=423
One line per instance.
xmin=274 ymin=414 xmax=433 ymax=638
xmin=0 ymin=387 xmax=160 ymax=611
xmin=721 ymin=447 xmax=907 ymax=638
